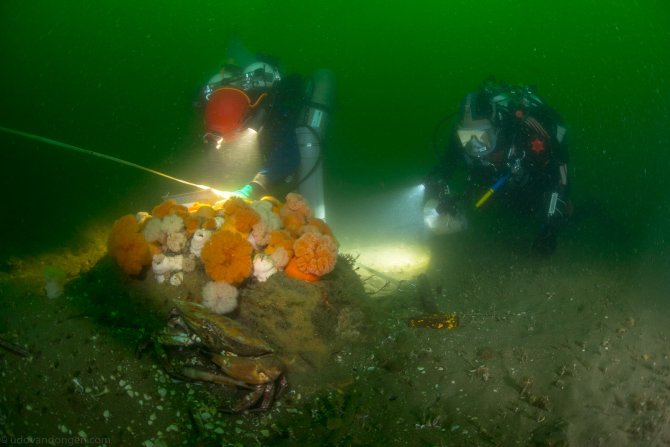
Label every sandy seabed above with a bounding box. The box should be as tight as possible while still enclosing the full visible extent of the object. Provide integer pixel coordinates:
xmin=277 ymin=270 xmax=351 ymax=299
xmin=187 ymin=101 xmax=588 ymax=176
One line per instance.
xmin=1 ymin=215 xmax=669 ymax=447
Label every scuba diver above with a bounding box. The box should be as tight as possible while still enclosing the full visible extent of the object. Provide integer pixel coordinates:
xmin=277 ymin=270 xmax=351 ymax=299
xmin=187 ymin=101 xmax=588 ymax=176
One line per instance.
xmin=423 ymin=80 xmax=572 ymax=254
xmin=196 ymin=48 xmax=335 ymax=220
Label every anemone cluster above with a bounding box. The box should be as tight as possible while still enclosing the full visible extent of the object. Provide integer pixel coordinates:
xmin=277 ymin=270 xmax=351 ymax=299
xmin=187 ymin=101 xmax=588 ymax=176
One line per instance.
xmin=107 ymin=193 xmax=338 ymax=315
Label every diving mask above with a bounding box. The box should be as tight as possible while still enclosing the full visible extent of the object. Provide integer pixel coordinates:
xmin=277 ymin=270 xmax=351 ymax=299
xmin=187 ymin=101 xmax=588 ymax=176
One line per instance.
xmin=458 ymin=92 xmax=497 ymax=158
xmin=457 ymin=120 xmax=497 ymax=158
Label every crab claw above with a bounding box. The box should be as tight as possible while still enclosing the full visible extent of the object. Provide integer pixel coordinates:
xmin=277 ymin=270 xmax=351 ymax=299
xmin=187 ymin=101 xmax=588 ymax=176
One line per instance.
xmin=274 ymin=375 xmax=289 ymax=400
xmin=228 ymin=385 xmax=266 ymax=413
xmin=255 ymin=381 xmax=276 ymax=412
xmin=226 ymin=375 xmax=288 ymax=413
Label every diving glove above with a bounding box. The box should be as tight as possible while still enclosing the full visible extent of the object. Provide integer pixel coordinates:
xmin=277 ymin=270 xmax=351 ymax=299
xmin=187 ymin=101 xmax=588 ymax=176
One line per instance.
xmin=423 ymin=198 xmax=467 ymax=235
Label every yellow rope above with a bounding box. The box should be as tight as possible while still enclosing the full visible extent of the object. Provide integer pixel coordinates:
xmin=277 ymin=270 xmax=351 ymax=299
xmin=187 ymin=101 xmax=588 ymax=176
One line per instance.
xmin=0 ymin=125 xmax=212 ymax=191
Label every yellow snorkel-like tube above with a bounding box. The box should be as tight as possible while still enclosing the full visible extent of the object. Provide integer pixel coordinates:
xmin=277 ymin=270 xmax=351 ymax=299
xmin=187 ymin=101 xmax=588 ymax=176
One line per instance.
xmin=475 ymin=174 xmax=510 ymax=208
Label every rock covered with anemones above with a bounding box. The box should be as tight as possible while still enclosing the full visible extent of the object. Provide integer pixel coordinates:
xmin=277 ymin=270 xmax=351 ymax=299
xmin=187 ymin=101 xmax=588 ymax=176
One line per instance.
xmin=108 ymin=193 xmax=339 ymax=304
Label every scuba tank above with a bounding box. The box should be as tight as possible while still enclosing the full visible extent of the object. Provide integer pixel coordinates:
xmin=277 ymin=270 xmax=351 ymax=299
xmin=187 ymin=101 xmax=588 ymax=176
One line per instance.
xmin=295 ymin=69 xmax=336 ymax=220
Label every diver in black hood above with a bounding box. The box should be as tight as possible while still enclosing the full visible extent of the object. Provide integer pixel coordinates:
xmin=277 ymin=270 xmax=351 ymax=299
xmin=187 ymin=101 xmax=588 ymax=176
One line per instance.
xmin=423 ymin=80 xmax=572 ymax=255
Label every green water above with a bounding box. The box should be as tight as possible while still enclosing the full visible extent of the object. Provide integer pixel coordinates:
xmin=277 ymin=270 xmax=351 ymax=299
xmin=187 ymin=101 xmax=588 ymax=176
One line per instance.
xmin=1 ymin=0 xmax=669 ymax=257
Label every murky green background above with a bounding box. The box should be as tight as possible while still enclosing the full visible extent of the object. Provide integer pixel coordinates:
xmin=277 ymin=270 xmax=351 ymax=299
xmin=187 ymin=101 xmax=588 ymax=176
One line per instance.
xmin=1 ymin=0 xmax=669 ymax=257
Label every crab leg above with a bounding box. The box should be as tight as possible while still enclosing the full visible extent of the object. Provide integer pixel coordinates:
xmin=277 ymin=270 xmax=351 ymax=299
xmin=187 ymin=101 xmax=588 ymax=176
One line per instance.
xmin=228 ymin=386 xmax=266 ymax=413
xmin=254 ymin=382 xmax=276 ymax=412
xmin=274 ymin=375 xmax=289 ymax=400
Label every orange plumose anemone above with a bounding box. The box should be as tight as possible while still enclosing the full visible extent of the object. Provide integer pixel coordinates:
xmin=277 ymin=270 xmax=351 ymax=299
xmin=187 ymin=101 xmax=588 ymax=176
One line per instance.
xmin=293 ymin=232 xmax=338 ymax=277
xmin=202 ymin=217 xmax=218 ymax=230
xmin=151 ymin=200 xmax=176 ymax=218
xmin=151 ymin=199 xmax=189 ymax=220
xmin=222 ymin=197 xmax=260 ymax=234
xmin=284 ymin=257 xmax=319 ymax=282
xmin=195 ymin=205 xmax=217 ymax=219
xmin=188 ymin=202 xmax=213 ymax=214
xmin=303 ymin=217 xmax=335 ymax=238
xmin=279 ymin=193 xmax=312 ymax=236
xmin=184 ymin=215 xmax=201 ymax=235
xmin=201 ymin=229 xmax=254 ymax=285
xmin=107 ymin=215 xmax=152 ymax=276
xmin=281 ymin=212 xmax=305 ymax=237
xmin=265 ymin=230 xmax=294 ymax=258
xmin=281 ymin=193 xmax=312 ymax=220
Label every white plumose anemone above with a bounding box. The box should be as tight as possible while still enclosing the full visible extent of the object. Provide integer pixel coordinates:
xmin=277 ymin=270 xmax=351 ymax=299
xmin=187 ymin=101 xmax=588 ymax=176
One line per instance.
xmin=190 ymin=229 xmax=212 ymax=257
xmin=252 ymin=253 xmax=277 ymax=282
xmin=202 ymin=281 xmax=239 ymax=314
xmin=161 ymin=214 xmax=184 ymax=234
xmin=250 ymin=200 xmax=281 ymax=247
xmin=142 ymin=217 xmax=164 ymax=243
xmin=269 ymin=246 xmax=290 ymax=270
xmin=152 ymin=254 xmax=183 ymax=275
xmin=167 ymin=232 xmax=188 ymax=253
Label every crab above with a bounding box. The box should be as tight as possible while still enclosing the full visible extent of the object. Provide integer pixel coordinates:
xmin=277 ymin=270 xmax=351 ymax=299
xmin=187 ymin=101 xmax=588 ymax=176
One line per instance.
xmin=155 ymin=299 xmax=287 ymax=412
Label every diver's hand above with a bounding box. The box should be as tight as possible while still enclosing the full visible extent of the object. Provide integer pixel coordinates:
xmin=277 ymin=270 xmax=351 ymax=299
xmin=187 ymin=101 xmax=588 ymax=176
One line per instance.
xmin=424 ymin=199 xmax=468 ymax=235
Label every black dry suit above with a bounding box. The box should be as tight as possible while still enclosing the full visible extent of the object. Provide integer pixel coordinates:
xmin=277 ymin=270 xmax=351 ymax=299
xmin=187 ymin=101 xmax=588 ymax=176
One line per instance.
xmin=427 ymin=83 xmax=571 ymax=254
xmin=248 ymin=74 xmax=307 ymax=198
